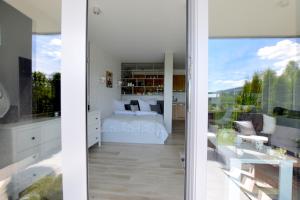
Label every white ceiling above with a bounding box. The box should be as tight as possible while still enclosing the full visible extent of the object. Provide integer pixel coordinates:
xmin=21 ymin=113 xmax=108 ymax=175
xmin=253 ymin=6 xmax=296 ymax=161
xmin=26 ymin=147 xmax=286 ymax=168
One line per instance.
xmin=88 ymin=0 xmax=186 ymax=67
xmin=4 ymin=0 xmax=61 ymax=34
xmin=4 ymin=0 xmax=300 ymax=67
xmin=209 ymin=0 xmax=300 ymax=38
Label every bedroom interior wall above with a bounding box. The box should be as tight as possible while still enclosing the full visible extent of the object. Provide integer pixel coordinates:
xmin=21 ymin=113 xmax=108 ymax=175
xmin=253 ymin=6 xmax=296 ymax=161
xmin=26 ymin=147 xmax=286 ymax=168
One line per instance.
xmin=89 ymin=42 xmax=121 ymax=118
xmin=164 ymin=52 xmax=174 ymax=133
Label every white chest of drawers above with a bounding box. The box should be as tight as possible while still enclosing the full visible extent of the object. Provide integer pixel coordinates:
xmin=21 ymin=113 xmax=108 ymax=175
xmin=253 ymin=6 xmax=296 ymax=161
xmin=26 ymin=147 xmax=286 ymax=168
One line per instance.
xmin=88 ymin=110 xmax=101 ymax=148
xmin=0 ymin=118 xmax=61 ymax=169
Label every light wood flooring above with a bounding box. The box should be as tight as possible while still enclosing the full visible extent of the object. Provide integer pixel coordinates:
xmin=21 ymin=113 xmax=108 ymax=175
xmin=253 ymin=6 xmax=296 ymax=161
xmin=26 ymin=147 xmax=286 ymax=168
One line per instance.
xmin=88 ymin=120 xmax=185 ymax=200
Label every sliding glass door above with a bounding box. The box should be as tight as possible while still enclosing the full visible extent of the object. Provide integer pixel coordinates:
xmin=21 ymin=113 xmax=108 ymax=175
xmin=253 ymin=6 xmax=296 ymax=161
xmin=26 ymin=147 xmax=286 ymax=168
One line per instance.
xmin=207 ymin=1 xmax=299 ymax=200
xmin=0 ymin=1 xmax=62 ymax=199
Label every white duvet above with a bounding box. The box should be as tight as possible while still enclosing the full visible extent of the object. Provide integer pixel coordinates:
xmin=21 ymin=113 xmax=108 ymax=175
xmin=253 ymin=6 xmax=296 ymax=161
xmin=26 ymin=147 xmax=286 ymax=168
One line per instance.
xmin=102 ymin=114 xmax=168 ymax=141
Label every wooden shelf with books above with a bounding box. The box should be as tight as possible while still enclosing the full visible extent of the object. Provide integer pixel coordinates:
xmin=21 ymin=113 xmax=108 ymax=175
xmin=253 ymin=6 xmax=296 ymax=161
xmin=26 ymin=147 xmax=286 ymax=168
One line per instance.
xmin=121 ymin=63 xmax=164 ymax=95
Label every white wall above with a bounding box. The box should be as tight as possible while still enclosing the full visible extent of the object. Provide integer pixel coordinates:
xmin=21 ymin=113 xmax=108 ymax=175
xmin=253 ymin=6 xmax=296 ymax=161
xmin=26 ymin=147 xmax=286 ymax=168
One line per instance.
xmin=174 ymin=69 xmax=185 ymax=75
xmin=122 ymin=95 xmax=163 ymax=101
xmin=89 ymin=42 xmax=121 ymax=118
xmin=164 ymin=52 xmax=173 ymax=133
xmin=173 ymin=92 xmax=186 ymax=103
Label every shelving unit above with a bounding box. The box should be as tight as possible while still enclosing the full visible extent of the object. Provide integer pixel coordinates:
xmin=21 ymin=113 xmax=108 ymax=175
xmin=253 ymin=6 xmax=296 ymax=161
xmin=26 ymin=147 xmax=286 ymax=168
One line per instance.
xmin=121 ymin=63 xmax=164 ymax=95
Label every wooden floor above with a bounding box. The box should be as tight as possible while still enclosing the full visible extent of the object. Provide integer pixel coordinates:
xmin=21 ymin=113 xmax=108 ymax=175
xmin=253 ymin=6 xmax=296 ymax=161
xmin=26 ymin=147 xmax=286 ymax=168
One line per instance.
xmin=88 ymin=121 xmax=185 ymax=200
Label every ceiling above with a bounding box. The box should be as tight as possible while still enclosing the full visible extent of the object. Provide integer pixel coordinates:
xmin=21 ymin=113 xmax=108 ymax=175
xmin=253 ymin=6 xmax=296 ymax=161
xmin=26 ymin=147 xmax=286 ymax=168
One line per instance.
xmin=4 ymin=0 xmax=61 ymax=34
xmin=88 ymin=0 xmax=186 ymax=67
xmin=4 ymin=0 xmax=300 ymax=68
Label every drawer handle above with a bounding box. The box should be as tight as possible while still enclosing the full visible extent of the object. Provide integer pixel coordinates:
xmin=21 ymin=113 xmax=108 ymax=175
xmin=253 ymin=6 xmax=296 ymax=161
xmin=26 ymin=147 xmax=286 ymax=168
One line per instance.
xmin=96 ymin=118 xmax=98 ymax=120
xmin=96 ymin=128 xmax=98 ymax=130
xmin=31 ymin=137 xmax=35 ymax=140
xmin=96 ymin=137 xmax=98 ymax=140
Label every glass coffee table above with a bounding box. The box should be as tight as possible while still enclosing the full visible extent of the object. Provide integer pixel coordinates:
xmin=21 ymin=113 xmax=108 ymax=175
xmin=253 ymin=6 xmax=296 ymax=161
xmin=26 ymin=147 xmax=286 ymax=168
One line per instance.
xmin=208 ymin=131 xmax=296 ymax=200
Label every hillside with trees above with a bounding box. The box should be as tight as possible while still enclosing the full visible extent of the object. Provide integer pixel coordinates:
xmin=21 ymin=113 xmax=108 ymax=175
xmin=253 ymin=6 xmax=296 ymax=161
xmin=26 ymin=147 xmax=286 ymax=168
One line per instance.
xmin=236 ymin=61 xmax=300 ymax=116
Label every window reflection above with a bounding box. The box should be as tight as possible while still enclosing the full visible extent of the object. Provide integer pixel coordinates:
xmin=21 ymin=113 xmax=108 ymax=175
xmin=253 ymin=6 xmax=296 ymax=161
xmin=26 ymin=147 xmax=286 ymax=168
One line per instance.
xmin=208 ymin=38 xmax=300 ymax=200
xmin=0 ymin=1 xmax=62 ymax=199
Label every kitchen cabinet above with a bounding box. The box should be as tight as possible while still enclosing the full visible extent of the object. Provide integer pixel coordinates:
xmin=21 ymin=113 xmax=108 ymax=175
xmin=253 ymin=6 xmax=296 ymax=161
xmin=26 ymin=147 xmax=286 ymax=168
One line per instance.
xmin=173 ymin=75 xmax=185 ymax=92
xmin=172 ymin=103 xmax=185 ymax=120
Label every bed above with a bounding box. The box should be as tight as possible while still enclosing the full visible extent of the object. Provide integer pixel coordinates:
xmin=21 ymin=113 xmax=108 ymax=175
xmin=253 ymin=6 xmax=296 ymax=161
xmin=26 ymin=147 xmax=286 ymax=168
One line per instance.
xmin=102 ymin=113 xmax=169 ymax=144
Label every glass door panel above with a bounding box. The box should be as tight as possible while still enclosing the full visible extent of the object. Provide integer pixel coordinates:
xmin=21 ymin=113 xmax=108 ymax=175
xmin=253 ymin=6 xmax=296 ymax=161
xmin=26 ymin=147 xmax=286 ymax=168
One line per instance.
xmin=0 ymin=1 xmax=62 ymax=199
xmin=207 ymin=1 xmax=299 ymax=200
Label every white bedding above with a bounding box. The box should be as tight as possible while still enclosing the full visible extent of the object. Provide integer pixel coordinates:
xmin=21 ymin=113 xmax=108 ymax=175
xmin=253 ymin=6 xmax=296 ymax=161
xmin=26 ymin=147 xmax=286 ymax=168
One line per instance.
xmin=102 ymin=114 xmax=169 ymax=144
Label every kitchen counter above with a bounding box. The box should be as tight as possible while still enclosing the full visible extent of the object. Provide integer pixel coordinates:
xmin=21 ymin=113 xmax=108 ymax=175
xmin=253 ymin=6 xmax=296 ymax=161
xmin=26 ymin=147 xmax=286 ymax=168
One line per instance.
xmin=173 ymin=102 xmax=185 ymax=104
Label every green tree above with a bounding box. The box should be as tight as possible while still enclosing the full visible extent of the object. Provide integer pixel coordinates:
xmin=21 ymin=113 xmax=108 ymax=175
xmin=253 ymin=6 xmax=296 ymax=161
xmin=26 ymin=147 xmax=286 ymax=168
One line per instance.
xmin=294 ymin=69 xmax=300 ymax=110
xmin=237 ymin=81 xmax=251 ymax=105
xmin=262 ymin=69 xmax=276 ymax=114
xmin=284 ymin=61 xmax=299 ymax=109
xmin=50 ymin=72 xmax=61 ymax=112
xmin=32 ymin=72 xmax=53 ymax=114
xmin=236 ymin=73 xmax=262 ymax=108
xmin=250 ymin=73 xmax=262 ymax=108
xmin=274 ymin=75 xmax=291 ymax=109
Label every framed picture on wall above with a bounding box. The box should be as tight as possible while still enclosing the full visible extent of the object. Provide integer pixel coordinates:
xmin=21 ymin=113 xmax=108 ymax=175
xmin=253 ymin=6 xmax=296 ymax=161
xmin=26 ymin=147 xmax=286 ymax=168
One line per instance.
xmin=106 ymin=71 xmax=113 ymax=88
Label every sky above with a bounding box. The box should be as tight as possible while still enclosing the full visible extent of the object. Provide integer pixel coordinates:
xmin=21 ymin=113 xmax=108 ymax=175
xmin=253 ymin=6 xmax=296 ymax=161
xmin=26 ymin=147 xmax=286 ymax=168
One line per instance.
xmin=32 ymin=34 xmax=61 ymax=75
xmin=32 ymin=35 xmax=300 ymax=92
xmin=209 ymin=38 xmax=300 ymax=92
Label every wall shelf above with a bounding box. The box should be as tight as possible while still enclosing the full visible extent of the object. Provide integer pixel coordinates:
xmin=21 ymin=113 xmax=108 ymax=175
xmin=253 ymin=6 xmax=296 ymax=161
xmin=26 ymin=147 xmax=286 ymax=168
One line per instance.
xmin=121 ymin=63 xmax=164 ymax=95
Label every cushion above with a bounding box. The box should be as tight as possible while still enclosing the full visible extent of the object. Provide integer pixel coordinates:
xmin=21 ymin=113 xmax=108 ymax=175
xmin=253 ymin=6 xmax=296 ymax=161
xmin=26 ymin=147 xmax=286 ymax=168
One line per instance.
xmin=130 ymin=100 xmax=140 ymax=110
xmin=157 ymin=100 xmax=164 ymax=114
xmin=262 ymin=114 xmax=276 ymax=134
xmin=235 ymin=121 xmax=256 ymax=136
xmin=237 ymin=113 xmax=263 ymax=133
xmin=150 ymin=104 xmax=162 ymax=114
xmin=124 ymin=104 xmax=131 ymax=111
xmin=138 ymin=99 xmax=151 ymax=112
xmin=113 ymin=100 xmax=129 ymax=111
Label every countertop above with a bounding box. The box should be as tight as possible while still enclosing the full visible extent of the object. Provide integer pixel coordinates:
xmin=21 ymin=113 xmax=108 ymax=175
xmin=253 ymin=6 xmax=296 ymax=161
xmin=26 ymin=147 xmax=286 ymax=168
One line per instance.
xmin=0 ymin=116 xmax=61 ymax=129
xmin=172 ymin=102 xmax=185 ymax=105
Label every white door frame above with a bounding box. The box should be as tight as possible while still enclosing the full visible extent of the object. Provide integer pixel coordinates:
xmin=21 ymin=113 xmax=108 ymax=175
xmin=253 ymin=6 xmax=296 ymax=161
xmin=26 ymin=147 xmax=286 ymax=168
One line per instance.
xmin=185 ymin=0 xmax=208 ymax=199
xmin=61 ymin=0 xmax=208 ymax=199
xmin=61 ymin=0 xmax=88 ymax=199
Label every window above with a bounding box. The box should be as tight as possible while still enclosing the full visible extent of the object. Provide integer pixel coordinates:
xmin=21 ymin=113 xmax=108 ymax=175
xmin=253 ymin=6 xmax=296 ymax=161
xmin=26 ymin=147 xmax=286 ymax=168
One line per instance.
xmin=208 ymin=38 xmax=300 ymax=200
xmin=0 ymin=1 xmax=62 ymax=199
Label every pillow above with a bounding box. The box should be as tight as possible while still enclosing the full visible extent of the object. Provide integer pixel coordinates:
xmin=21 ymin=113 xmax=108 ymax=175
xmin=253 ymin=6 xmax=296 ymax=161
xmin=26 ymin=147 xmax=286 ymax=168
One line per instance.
xmin=157 ymin=100 xmax=164 ymax=114
xmin=114 ymin=111 xmax=135 ymax=115
xmin=234 ymin=121 xmax=256 ymax=136
xmin=150 ymin=104 xmax=162 ymax=114
xmin=262 ymin=114 xmax=276 ymax=134
xmin=130 ymin=100 xmax=140 ymax=110
xmin=138 ymin=99 xmax=151 ymax=111
xmin=135 ymin=111 xmax=157 ymax=116
xmin=124 ymin=104 xmax=131 ymax=111
xmin=130 ymin=105 xmax=139 ymax=112
xmin=237 ymin=113 xmax=263 ymax=133
xmin=113 ymin=100 xmax=129 ymax=111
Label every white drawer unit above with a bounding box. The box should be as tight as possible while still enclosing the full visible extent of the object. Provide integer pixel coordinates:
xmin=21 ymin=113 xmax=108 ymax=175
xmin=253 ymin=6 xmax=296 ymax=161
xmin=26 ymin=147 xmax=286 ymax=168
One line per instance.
xmin=88 ymin=110 xmax=101 ymax=148
xmin=0 ymin=118 xmax=61 ymax=169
